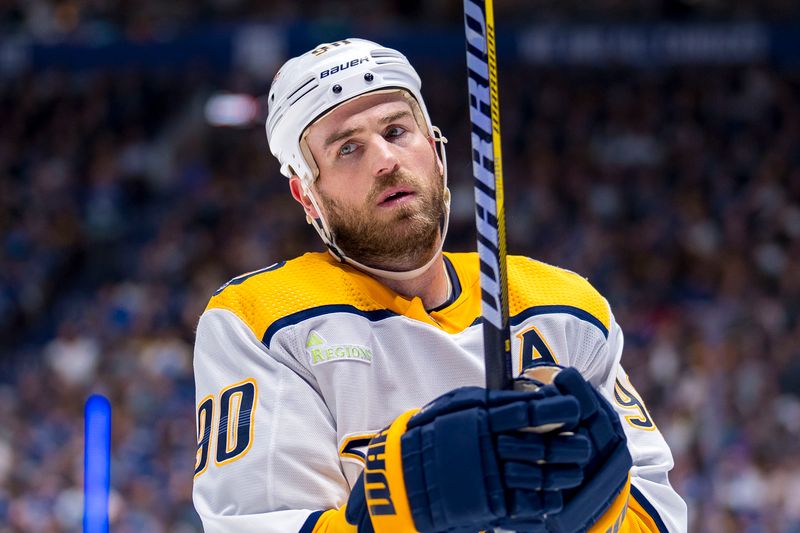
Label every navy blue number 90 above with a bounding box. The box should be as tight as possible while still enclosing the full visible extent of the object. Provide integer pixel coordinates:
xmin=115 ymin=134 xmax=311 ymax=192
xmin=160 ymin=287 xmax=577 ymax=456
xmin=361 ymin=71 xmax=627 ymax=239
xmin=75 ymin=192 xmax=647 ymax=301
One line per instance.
xmin=195 ymin=378 xmax=258 ymax=477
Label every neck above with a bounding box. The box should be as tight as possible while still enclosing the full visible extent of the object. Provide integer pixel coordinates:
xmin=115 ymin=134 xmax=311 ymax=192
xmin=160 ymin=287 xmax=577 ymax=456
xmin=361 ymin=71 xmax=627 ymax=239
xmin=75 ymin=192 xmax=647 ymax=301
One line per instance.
xmin=376 ymin=253 xmax=449 ymax=310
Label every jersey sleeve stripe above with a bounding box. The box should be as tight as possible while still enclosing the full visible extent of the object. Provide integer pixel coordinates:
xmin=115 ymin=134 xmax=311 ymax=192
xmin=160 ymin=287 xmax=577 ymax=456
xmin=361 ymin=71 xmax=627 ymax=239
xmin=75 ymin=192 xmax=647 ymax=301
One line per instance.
xmin=449 ymin=304 xmax=610 ymax=336
xmin=263 ymin=305 xmax=397 ymax=347
xmin=263 ymin=302 xmax=609 ymax=348
xmin=299 ymin=510 xmax=324 ymax=533
xmin=630 ymin=484 xmax=670 ymax=533
xmin=510 ymin=305 xmax=609 ymax=338
xmin=213 ymin=261 xmax=287 ymax=296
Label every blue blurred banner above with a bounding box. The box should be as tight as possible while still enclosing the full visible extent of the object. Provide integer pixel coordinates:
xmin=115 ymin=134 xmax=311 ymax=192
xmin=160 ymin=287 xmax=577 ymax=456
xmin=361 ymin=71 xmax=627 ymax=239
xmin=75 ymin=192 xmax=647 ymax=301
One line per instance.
xmin=1 ymin=22 xmax=799 ymax=76
xmin=0 ymin=24 xmax=287 ymax=78
xmin=84 ymin=394 xmax=112 ymax=533
xmin=518 ymin=24 xmax=770 ymax=66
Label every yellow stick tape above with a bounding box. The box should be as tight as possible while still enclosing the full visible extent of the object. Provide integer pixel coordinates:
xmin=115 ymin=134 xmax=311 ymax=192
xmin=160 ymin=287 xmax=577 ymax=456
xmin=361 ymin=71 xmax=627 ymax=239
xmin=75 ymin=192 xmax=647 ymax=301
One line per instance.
xmin=485 ymin=0 xmax=507 ymax=265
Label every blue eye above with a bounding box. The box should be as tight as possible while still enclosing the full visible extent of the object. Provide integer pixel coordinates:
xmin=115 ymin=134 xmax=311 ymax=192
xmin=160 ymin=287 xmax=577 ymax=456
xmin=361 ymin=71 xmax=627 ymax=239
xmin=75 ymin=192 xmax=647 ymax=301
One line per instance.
xmin=339 ymin=143 xmax=356 ymax=156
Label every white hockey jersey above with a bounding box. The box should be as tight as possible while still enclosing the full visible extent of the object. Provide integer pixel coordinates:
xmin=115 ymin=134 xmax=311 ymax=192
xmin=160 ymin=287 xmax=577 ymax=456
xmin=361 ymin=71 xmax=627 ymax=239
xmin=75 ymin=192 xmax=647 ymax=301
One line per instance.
xmin=192 ymin=251 xmax=687 ymax=532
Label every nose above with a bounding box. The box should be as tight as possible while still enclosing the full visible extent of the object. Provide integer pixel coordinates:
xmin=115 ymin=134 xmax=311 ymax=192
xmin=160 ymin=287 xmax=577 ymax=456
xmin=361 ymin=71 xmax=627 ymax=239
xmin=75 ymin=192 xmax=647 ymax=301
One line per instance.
xmin=371 ymin=136 xmax=400 ymax=178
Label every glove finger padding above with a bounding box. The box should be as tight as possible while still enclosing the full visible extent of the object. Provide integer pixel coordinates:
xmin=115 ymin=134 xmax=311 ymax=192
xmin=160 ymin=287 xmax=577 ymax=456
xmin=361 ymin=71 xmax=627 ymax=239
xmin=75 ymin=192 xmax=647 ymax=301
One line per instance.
xmin=509 ymin=490 xmax=563 ymax=520
xmin=405 ymin=407 xmax=505 ymax=530
xmin=504 ymin=462 xmax=584 ymax=490
xmin=498 ymin=432 xmax=591 ymax=494
xmin=489 ymin=395 xmax=580 ymax=433
xmin=396 ymin=386 xmax=595 ymax=533
xmin=497 ymin=432 xmax=592 ymax=464
xmin=542 ymin=367 xmax=633 ymax=533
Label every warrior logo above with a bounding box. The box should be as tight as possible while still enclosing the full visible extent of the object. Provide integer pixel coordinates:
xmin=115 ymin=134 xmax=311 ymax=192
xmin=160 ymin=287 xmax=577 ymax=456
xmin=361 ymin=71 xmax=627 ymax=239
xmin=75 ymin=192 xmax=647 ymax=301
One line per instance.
xmin=365 ymin=429 xmax=396 ymax=516
xmin=465 ymin=0 xmax=504 ymax=330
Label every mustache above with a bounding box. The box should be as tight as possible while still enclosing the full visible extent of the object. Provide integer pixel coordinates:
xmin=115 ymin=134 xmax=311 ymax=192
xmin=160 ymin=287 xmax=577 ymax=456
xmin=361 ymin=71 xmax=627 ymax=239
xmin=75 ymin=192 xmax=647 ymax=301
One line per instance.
xmin=366 ymin=169 xmax=419 ymax=204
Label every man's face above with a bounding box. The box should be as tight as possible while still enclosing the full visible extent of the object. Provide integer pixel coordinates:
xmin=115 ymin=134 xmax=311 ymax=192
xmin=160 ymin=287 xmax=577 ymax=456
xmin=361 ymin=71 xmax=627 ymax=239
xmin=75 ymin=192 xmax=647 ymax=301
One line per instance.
xmin=301 ymin=91 xmax=445 ymax=272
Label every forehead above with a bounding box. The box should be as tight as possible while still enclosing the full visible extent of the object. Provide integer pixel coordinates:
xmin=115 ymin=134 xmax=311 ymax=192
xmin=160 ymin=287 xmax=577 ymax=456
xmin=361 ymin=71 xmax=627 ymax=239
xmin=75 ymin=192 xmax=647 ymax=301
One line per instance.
xmin=306 ymin=91 xmax=415 ymax=141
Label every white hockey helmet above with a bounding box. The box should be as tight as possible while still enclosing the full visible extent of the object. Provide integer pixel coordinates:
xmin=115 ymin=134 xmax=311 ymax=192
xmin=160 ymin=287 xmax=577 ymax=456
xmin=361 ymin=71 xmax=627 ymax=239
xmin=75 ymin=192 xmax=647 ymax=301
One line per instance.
xmin=265 ymin=38 xmax=450 ymax=281
xmin=266 ymin=38 xmax=437 ymax=184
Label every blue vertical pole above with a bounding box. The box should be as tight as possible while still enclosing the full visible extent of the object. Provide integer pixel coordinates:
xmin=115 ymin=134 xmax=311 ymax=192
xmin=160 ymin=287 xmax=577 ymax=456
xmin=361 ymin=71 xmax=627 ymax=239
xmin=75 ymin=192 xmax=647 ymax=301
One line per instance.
xmin=84 ymin=394 xmax=111 ymax=533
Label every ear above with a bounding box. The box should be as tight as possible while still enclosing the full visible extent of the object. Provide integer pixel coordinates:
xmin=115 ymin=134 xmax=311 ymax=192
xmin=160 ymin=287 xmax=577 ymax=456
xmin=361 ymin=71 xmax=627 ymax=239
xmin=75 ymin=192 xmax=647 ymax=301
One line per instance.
xmin=289 ymin=176 xmax=320 ymax=219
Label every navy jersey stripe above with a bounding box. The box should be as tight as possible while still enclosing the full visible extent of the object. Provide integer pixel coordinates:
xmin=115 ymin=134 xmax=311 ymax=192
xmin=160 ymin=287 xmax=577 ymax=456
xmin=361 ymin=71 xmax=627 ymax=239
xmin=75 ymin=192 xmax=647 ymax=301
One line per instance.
xmin=263 ymin=305 xmax=397 ymax=347
xmin=264 ymin=303 xmax=608 ymax=347
xmin=298 ymin=510 xmax=324 ymax=533
xmin=470 ymin=305 xmax=608 ymax=337
xmin=511 ymin=305 xmax=609 ymax=338
xmin=214 ymin=262 xmax=287 ymax=296
xmin=630 ymin=485 xmax=669 ymax=533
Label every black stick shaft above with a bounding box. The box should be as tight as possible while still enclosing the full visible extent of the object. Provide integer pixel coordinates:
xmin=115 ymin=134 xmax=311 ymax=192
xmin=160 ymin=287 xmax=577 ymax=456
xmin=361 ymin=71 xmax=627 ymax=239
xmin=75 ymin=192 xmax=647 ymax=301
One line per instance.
xmin=464 ymin=0 xmax=512 ymax=390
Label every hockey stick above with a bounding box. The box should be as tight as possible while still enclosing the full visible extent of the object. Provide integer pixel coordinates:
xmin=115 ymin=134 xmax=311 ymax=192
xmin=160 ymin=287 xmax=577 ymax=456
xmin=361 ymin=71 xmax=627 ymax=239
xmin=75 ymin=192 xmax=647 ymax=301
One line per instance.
xmin=464 ymin=0 xmax=512 ymax=390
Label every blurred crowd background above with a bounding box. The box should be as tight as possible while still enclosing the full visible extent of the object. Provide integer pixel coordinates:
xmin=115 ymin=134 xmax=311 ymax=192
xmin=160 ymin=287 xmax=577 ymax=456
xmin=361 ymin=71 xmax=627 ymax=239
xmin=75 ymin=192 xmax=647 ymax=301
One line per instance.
xmin=1 ymin=1 xmax=799 ymax=531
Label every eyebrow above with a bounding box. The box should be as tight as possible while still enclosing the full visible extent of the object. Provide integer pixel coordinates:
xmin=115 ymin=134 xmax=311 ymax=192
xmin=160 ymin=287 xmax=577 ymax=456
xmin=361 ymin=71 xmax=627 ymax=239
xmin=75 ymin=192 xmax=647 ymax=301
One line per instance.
xmin=323 ymin=110 xmax=413 ymax=149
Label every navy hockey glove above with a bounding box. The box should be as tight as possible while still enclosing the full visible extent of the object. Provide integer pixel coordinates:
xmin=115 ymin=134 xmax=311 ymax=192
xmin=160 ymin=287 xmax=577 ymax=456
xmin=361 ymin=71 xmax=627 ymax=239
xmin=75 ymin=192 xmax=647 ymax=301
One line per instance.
xmin=341 ymin=386 xmax=596 ymax=533
xmin=523 ymin=365 xmax=633 ymax=533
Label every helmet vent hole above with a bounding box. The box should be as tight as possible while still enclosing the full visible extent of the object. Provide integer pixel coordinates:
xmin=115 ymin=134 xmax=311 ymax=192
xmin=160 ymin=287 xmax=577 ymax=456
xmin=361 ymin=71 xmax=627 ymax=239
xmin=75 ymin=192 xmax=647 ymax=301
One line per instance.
xmin=371 ymin=49 xmax=406 ymax=65
xmin=287 ymin=76 xmax=318 ymax=103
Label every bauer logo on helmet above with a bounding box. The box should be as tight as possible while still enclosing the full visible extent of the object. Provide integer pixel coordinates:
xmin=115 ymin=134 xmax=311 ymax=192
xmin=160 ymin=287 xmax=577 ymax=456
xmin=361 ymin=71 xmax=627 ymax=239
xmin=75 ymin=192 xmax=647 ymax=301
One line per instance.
xmin=319 ymin=56 xmax=370 ymax=79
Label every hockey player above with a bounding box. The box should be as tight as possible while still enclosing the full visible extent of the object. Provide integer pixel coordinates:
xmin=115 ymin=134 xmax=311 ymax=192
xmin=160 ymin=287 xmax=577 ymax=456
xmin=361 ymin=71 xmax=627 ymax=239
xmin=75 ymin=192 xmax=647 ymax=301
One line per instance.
xmin=192 ymin=38 xmax=687 ymax=532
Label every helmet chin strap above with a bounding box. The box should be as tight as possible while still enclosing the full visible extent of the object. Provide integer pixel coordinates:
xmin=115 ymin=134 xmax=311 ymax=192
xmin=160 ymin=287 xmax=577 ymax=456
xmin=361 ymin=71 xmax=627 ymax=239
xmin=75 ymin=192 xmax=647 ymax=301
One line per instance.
xmin=303 ymin=127 xmax=450 ymax=282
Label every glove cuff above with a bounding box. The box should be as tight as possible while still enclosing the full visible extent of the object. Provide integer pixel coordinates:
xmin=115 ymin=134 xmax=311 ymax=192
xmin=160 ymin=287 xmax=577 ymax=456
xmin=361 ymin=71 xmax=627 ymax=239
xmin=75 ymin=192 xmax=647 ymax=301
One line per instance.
xmin=316 ymin=506 xmax=360 ymax=532
xmin=587 ymin=473 xmax=631 ymax=533
xmin=365 ymin=408 xmax=419 ymax=532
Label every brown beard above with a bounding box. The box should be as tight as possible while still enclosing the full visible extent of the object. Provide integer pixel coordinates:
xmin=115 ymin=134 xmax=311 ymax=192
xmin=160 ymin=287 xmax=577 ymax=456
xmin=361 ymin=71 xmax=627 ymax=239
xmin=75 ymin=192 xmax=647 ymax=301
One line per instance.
xmin=317 ymin=162 xmax=445 ymax=272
